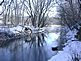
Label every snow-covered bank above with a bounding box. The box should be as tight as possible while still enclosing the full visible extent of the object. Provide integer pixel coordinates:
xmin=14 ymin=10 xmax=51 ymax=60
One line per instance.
xmin=0 ymin=24 xmax=61 ymax=35
xmin=48 ymin=25 xmax=81 ymax=61
xmin=48 ymin=41 xmax=81 ymax=61
xmin=10 ymin=25 xmax=23 ymax=34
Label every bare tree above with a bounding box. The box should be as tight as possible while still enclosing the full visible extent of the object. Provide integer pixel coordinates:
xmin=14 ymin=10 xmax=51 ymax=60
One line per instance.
xmin=21 ymin=0 xmax=55 ymax=28
xmin=57 ymin=0 xmax=81 ymax=30
xmin=0 ymin=0 xmax=4 ymax=5
xmin=0 ymin=0 xmax=56 ymax=27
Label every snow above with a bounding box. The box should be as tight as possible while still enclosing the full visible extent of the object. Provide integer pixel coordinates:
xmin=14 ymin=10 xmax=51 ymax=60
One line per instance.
xmin=0 ymin=25 xmax=25 ymax=34
xmin=66 ymin=29 xmax=78 ymax=41
xmin=10 ymin=25 xmax=23 ymax=34
xmin=48 ymin=41 xmax=81 ymax=61
xmin=10 ymin=25 xmax=45 ymax=34
xmin=61 ymin=26 xmax=78 ymax=43
xmin=0 ymin=26 xmax=10 ymax=32
xmin=48 ymin=26 xmax=81 ymax=61
xmin=0 ymin=20 xmax=3 ymax=24
xmin=48 ymin=51 xmax=72 ymax=61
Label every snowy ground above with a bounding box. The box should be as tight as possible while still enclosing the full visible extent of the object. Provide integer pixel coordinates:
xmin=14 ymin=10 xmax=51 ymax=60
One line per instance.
xmin=48 ymin=27 xmax=81 ymax=61
xmin=48 ymin=41 xmax=81 ymax=61
xmin=0 ymin=25 xmax=61 ymax=34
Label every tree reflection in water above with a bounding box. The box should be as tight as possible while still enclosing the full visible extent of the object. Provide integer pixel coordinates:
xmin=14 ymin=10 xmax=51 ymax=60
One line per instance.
xmin=0 ymin=32 xmax=49 ymax=61
xmin=24 ymin=32 xmax=46 ymax=47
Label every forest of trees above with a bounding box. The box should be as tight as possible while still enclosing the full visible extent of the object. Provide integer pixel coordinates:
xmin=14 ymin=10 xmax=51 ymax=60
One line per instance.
xmin=0 ymin=0 xmax=81 ymax=28
xmin=0 ymin=0 xmax=56 ymax=28
xmin=57 ymin=0 xmax=81 ymax=30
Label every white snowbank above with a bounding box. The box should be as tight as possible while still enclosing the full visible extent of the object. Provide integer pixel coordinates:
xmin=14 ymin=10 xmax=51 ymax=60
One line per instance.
xmin=10 ymin=26 xmax=23 ymax=34
xmin=66 ymin=29 xmax=78 ymax=41
xmin=48 ymin=41 xmax=81 ymax=61
xmin=0 ymin=26 xmax=10 ymax=32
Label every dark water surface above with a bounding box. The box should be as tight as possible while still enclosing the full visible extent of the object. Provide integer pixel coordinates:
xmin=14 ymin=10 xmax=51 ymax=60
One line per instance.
xmin=0 ymin=33 xmax=59 ymax=61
